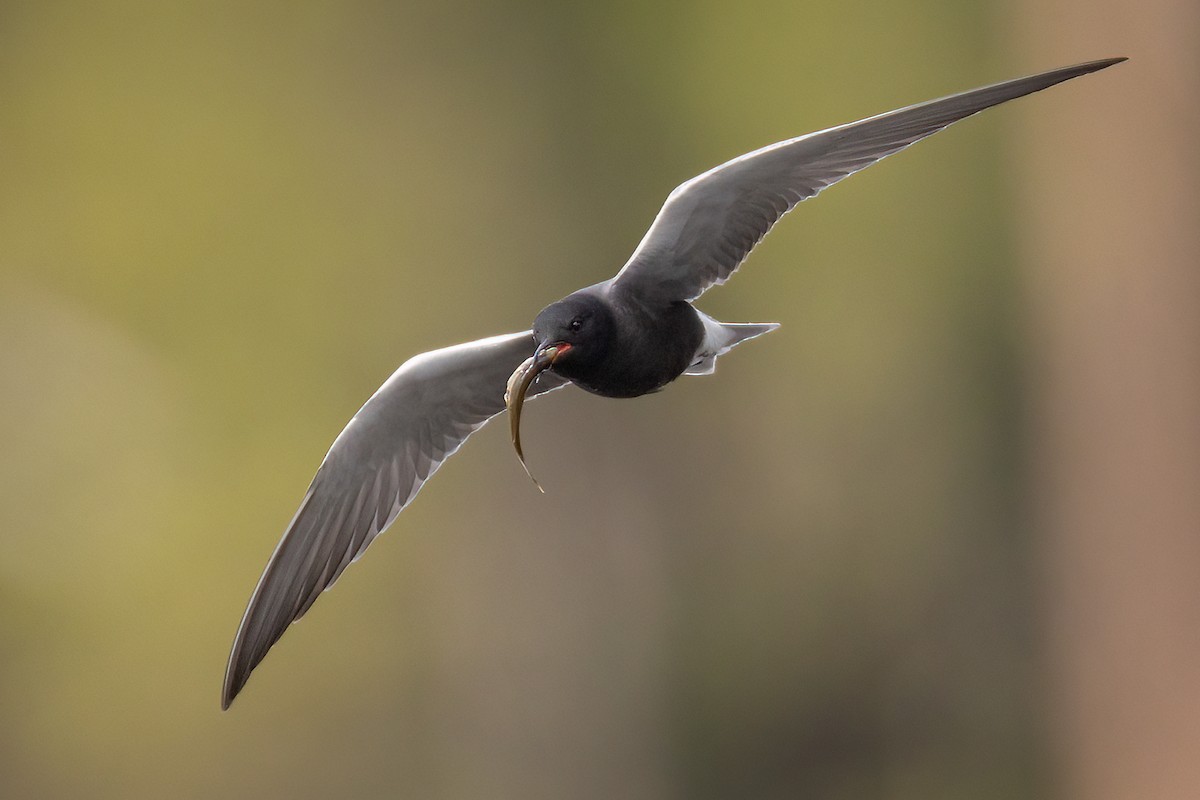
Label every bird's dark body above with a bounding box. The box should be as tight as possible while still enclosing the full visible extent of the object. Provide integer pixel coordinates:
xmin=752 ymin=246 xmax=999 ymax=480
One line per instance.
xmin=533 ymin=283 xmax=705 ymax=398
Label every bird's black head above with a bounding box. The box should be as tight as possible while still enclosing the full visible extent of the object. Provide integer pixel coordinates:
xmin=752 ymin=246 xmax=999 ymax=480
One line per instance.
xmin=504 ymin=291 xmax=616 ymax=490
xmin=531 ymin=291 xmax=615 ymax=374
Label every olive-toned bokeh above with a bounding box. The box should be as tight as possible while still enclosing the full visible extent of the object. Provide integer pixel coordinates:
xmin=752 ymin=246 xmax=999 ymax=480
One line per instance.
xmin=1 ymin=2 xmax=1194 ymax=798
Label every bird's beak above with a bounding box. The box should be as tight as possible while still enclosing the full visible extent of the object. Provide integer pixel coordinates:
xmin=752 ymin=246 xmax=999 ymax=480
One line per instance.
xmin=505 ymin=342 xmax=571 ymax=492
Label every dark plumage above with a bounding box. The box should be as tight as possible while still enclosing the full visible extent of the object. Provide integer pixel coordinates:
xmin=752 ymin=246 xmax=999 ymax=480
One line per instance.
xmin=532 ymin=286 xmax=703 ymax=398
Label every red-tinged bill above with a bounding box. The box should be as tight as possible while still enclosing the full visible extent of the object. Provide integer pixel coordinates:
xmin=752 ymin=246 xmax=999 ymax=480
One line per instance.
xmin=505 ymin=343 xmax=570 ymax=492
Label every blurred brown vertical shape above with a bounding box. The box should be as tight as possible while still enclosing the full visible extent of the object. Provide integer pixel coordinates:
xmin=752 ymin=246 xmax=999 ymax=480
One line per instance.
xmin=1010 ymin=4 xmax=1200 ymax=799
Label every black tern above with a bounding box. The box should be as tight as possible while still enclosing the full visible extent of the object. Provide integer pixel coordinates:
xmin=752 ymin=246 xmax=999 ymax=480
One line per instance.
xmin=223 ymin=57 xmax=1124 ymax=708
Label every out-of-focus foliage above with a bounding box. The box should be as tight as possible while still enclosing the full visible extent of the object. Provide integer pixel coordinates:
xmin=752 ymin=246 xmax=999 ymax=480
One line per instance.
xmin=0 ymin=2 xmax=1151 ymax=798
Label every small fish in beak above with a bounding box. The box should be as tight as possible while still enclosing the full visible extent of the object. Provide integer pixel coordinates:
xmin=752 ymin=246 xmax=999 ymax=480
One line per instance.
xmin=505 ymin=342 xmax=571 ymax=491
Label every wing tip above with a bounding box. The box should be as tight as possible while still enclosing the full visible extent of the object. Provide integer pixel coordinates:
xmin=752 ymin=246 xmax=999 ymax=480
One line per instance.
xmin=1070 ymin=56 xmax=1128 ymax=76
xmin=221 ymin=638 xmax=250 ymax=710
xmin=1041 ymin=57 xmax=1126 ymax=87
xmin=221 ymin=675 xmax=240 ymax=711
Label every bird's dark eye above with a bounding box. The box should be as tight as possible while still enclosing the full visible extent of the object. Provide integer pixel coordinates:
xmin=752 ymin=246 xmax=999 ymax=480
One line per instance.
xmin=569 ymin=317 xmax=583 ymax=332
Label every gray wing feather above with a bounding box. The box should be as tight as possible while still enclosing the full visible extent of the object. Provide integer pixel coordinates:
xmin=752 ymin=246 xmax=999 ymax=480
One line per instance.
xmin=611 ymin=58 xmax=1124 ymax=303
xmin=223 ymin=330 xmax=568 ymax=708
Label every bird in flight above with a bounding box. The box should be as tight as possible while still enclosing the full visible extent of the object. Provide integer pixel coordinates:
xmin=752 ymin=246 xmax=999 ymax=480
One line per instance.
xmin=223 ymin=57 xmax=1125 ymax=708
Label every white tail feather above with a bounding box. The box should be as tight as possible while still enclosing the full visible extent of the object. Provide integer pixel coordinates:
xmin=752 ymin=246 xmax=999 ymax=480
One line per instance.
xmin=685 ymin=313 xmax=779 ymax=375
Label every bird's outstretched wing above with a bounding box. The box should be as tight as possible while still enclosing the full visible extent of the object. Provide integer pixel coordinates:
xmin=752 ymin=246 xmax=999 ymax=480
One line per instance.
xmin=223 ymin=331 xmax=568 ymax=708
xmin=611 ymin=58 xmax=1124 ymax=303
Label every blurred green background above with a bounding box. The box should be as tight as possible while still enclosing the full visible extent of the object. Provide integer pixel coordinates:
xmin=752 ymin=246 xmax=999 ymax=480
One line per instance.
xmin=1 ymin=1 xmax=1193 ymax=798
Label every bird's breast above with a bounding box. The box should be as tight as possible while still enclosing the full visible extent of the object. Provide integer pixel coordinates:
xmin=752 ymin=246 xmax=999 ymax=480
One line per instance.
xmin=556 ymin=301 xmax=703 ymax=398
